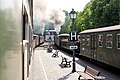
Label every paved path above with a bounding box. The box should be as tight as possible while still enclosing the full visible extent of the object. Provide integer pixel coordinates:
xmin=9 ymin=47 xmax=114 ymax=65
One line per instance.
xmin=28 ymin=47 xmax=85 ymax=80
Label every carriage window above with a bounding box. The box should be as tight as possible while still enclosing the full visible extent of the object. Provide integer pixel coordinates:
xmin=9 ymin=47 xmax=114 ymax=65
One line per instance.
xmin=61 ymin=36 xmax=69 ymax=41
xmin=117 ymin=34 xmax=120 ymax=49
xmin=86 ymin=35 xmax=90 ymax=46
xmin=82 ymin=35 xmax=85 ymax=45
xmin=106 ymin=34 xmax=112 ymax=48
xmin=98 ymin=34 xmax=103 ymax=47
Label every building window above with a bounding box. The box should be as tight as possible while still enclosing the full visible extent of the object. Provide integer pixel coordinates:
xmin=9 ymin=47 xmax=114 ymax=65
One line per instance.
xmin=86 ymin=35 xmax=90 ymax=46
xmin=106 ymin=34 xmax=112 ymax=48
xmin=98 ymin=34 xmax=103 ymax=47
xmin=117 ymin=34 xmax=120 ymax=49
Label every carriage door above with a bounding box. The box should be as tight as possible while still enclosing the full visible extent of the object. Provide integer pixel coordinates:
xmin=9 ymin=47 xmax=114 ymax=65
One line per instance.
xmin=91 ymin=34 xmax=97 ymax=59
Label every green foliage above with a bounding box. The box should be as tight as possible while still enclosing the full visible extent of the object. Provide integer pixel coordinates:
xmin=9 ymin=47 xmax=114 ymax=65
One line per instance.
xmin=60 ymin=10 xmax=71 ymax=33
xmin=61 ymin=0 xmax=119 ymax=33
xmin=66 ymin=22 xmax=72 ymax=33
xmin=74 ymin=0 xmax=120 ymax=32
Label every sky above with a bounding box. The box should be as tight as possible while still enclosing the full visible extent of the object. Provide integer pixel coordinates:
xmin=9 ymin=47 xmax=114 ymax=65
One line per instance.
xmin=47 ymin=0 xmax=91 ymax=12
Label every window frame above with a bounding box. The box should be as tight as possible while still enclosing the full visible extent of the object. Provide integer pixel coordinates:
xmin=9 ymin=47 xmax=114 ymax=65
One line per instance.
xmin=117 ymin=33 xmax=120 ymax=50
xmin=106 ymin=34 xmax=113 ymax=48
xmin=86 ymin=35 xmax=90 ymax=46
xmin=82 ymin=35 xmax=85 ymax=45
xmin=98 ymin=34 xmax=103 ymax=47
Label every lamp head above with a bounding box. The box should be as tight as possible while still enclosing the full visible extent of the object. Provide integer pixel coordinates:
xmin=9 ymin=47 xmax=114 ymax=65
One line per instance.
xmin=69 ymin=8 xmax=77 ymax=19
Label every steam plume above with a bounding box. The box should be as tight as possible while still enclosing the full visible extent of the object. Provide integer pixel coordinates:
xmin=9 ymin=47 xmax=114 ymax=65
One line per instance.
xmin=47 ymin=8 xmax=65 ymax=33
xmin=33 ymin=0 xmax=65 ymax=34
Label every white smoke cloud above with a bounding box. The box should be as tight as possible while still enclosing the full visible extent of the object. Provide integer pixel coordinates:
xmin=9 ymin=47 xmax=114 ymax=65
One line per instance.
xmin=34 ymin=0 xmax=48 ymax=24
xmin=33 ymin=0 xmax=65 ymax=34
xmin=46 ymin=8 xmax=65 ymax=33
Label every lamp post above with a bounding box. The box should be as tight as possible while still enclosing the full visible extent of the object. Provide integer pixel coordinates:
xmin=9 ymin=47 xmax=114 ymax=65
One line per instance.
xmin=69 ymin=8 xmax=77 ymax=73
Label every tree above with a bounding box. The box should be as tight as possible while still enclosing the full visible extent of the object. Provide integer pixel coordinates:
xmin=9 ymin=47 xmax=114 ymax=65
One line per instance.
xmin=60 ymin=10 xmax=71 ymax=33
xmin=74 ymin=0 xmax=120 ymax=32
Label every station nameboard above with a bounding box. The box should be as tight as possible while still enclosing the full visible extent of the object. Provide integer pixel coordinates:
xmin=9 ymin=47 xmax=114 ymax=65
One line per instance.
xmin=70 ymin=46 xmax=78 ymax=49
xmin=69 ymin=32 xmax=77 ymax=41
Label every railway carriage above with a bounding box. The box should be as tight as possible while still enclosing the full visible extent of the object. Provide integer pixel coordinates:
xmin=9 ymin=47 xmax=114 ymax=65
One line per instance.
xmin=54 ymin=33 xmax=80 ymax=54
xmin=0 ymin=0 xmax=35 ymax=79
xmin=79 ymin=25 xmax=120 ymax=69
xmin=60 ymin=34 xmax=71 ymax=49
xmin=54 ymin=25 xmax=120 ymax=69
xmin=54 ymin=34 xmax=70 ymax=48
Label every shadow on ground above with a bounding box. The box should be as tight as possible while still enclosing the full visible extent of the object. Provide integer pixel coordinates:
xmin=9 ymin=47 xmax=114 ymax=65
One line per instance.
xmin=58 ymin=72 xmax=72 ymax=80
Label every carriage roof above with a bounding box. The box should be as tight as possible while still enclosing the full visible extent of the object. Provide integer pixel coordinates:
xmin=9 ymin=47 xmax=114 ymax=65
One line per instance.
xmin=79 ymin=25 xmax=120 ymax=34
xmin=58 ymin=34 xmax=69 ymax=37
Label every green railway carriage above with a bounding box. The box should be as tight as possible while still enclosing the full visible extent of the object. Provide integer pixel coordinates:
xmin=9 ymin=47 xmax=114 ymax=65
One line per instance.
xmin=0 ymin=0 xmax=23 ymax=80
xmin=54 ymin=33 xmax=80 ymax=54
xmin=54 ymin=25 xmax=120 ymax=69
xmin=54 ymin=34 xmax=70 ymax=48
xmin=79 ymin=25 xmax=120 ymax=69
xmin=0 ymin=0 xmax=34 ymax=80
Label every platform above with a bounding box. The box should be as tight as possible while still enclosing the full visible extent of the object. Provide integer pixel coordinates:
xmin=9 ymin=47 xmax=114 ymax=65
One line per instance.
xmin=28 ymin=47 xmax=85 ymax=80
